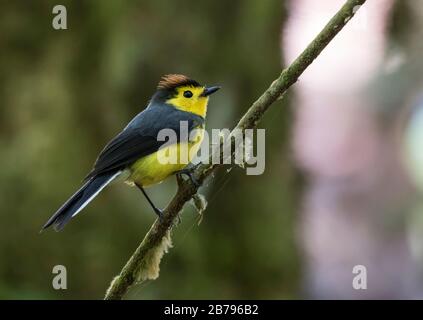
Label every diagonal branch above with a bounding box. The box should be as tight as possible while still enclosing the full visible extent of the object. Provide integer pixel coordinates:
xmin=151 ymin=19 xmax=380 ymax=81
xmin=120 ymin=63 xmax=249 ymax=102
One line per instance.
xmin=104 ymin=0 xmax=367 ymax=300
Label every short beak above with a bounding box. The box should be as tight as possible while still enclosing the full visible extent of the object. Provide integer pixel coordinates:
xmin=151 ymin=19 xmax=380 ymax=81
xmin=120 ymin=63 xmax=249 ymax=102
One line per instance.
xmin=201 ymin=86 xmax=221 ymax=97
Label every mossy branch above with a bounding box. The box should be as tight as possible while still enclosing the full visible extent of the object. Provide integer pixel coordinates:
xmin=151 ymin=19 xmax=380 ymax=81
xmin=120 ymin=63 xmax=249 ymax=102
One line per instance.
xmin=104 ymin=0 xmax=367 ymax=300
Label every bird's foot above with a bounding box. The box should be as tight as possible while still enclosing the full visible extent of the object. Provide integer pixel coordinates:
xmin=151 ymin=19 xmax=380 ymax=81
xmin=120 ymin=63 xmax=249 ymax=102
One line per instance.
xmin=176 ymin=164 xmax=201 ymax=188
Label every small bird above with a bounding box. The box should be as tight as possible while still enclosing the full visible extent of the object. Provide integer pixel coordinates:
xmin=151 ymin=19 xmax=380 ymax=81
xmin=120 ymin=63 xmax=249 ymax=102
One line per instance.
xmin=42 ymin=74 xmax=220 ymax=231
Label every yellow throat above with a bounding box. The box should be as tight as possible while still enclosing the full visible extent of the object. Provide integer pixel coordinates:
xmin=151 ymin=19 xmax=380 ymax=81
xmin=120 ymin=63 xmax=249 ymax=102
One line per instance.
xmin=166 ymin=85 xmax=209 ymax=118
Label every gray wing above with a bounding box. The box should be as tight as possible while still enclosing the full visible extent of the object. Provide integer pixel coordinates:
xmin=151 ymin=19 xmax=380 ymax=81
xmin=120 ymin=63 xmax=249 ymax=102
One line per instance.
xmin=84 ymin=104 xmax=204 ymax=180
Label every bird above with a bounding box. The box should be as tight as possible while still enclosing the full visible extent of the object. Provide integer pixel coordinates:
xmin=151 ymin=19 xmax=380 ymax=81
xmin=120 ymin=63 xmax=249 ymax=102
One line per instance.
xmin=42 ymin=74 xmax=220 ymax=231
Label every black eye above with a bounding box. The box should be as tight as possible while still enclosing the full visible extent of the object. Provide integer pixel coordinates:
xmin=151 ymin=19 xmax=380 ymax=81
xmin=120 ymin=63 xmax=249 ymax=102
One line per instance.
xmin=183 ymin=90 xmax=193 ymax=98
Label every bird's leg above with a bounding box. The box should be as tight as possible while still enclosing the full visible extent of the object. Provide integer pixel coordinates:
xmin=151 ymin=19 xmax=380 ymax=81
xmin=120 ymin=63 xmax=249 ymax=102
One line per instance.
xmin=175 ymin=163 xmax=201 ymax=188
xmin=135 ymin=183 xmax=164 ymax=221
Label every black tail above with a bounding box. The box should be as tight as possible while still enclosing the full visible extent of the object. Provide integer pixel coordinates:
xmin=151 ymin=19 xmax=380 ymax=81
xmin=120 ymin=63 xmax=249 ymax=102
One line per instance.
xmin=42 ymin=171 xmax=121 ymax=232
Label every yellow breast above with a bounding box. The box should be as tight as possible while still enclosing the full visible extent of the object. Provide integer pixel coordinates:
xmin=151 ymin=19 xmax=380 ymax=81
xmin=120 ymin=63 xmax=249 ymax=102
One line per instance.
xmin=128 ymin=128 xmax=204 ymax=187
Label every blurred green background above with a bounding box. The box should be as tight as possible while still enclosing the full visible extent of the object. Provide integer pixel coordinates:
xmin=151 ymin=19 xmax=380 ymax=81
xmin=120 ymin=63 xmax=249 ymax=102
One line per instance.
xmin=0 ymin=0 xmax=299 ymax=299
